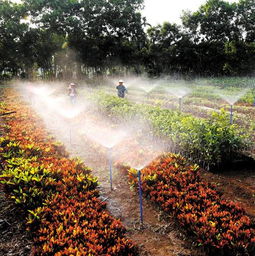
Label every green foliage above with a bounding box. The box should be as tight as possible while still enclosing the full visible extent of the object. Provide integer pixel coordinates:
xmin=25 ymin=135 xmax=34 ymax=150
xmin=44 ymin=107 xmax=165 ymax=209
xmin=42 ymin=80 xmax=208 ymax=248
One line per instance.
xmin=0 ymin=138 xmax=23 ymax=159
xmin=1 ymin=0 xmax=255 ymax=78
xmin=180 ymin=0 xmax=255 ymax=76
xmin=94 ymin=93 xmax=251 ymax=170
xmin=190 ymin=77 xmax=255 ymax=104
xmin=0 ymin=157 xmax=55 ymax=209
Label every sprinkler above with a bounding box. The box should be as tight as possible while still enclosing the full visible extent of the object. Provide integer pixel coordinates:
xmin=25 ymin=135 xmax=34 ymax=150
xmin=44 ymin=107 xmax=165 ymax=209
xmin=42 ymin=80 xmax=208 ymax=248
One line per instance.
xmin=108 ymin=147 xmax=113 ymax=191
xmin=230 ymin=104 xmax=233 ymax=124
xmin=69 ymin=124 xmax=72 ymax=144
xmin=139 ymin=82 xmax=159 ymax=105
xmin=216 ymin=88 xmax=250 ymax=125
xmin=137 ymin=168 xmax=143 ymax=225
xmin=164 ymin=86 xmax=191 ymax=112
xmin=81 ymin=125 xmax=127 ymax=191
xmin=178 ymin=96 xmax=182 ymax=112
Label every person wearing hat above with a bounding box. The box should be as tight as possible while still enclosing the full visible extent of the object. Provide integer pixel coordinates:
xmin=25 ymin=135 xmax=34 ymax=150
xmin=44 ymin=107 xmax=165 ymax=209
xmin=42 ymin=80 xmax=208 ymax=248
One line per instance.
xmin=116 ymin=80 xmax=127 ymax=98
xmin=68 ymin=82 xmax=77 ymax=104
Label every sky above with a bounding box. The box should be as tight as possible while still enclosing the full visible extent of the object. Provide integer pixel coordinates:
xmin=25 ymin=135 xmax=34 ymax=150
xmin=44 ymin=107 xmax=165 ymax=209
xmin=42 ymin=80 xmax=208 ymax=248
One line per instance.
xmin=142 ymin=0 xmax=239 ymax=26
xmin=11 ymin=0 xmax=239 ymax=26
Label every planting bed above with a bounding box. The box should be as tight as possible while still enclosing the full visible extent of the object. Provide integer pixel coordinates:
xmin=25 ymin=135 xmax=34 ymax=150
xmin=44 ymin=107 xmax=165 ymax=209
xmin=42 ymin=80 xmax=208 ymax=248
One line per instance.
xmin=120 ymin=154 xmax=255 ymax=255
xmin=119 ymin=90 xmax=255 ymax=218
xmin=34 ymin=94 xmax=205 ymax=256
xmin=1 ymin=84 xmax=255 ymax=256
xmin=0 ymin=87 xmax=208 ymax=256
xmin=90 ymin=91 xmax=255 ymax=231
xmin=0 ymin=88 xmax=138 ymax=255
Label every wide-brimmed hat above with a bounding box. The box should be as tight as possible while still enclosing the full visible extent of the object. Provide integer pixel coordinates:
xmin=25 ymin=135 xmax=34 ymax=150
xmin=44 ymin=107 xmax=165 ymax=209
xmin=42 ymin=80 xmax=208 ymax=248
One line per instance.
xmin=118 ymin=80 xmax=124 ymax=83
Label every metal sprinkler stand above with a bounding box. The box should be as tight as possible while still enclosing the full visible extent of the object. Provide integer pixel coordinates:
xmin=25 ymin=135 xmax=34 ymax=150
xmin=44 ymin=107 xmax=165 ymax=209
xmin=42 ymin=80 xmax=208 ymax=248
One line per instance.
xmin=138 ymin=170 xmax=144 ymax=225
xmin=230 ymin=104 xmax=233 ymax=124
xmin=108 ymin=148 xmax=113 ymax=190
xmin=178 ymin=97 xmax=182 ymax=112
xmin=69 ymin=125 xmax=72 ymax=144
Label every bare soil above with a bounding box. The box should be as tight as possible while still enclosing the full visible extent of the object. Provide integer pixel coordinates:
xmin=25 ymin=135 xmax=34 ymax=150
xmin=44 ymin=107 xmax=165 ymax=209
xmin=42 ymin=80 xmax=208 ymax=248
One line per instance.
xmin=201 ymin=167 xmax=255 ymax=219
xmin=0 ymin=189 xmax=32 ymax=256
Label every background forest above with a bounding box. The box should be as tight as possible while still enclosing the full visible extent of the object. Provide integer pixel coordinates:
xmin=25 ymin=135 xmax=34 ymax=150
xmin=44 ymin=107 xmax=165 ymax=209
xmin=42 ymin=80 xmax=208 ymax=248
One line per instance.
xmin=0 ymin=0 xmax=254 ymax=80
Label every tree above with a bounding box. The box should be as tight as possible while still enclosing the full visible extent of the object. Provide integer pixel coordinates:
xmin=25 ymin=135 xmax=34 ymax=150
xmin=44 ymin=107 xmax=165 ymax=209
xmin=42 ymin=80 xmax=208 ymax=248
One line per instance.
xmin=181 ymin=0 xmax=255 ymax=76
xmin=236 ymin=0 xmax=255 ymax=43
xmin=23 ymin=0 xmax=146 ymax=76
xmin=0 ymin=1 xmax=28 ymax=77
xmin=145 ymin=22 xmax=195 ymax=76
xmin=182 ymin=0 xmax=240 ymax=42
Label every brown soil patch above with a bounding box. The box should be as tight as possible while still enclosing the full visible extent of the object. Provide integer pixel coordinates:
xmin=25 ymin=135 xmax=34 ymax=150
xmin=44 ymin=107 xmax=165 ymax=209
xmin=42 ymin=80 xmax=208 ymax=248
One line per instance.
xmin=0 ymin=189 xmax=32 ymax=256
xmin=201 ymin=168 xmax=255 ymax=219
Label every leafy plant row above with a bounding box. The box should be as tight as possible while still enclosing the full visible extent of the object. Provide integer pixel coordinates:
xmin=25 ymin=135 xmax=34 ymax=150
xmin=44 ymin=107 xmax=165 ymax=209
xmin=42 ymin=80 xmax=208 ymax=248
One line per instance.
xmin=118 ymin=154 xmax=255 ymax=256
xmin=0 ymin=88 xmax=137 ymax=255
xmin=93 ymin=92 xmax=250 ymax=170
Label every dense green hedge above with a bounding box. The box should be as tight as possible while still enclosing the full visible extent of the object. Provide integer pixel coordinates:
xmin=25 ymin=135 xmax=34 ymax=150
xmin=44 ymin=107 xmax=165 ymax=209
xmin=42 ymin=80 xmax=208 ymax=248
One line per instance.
xmin=92 ymin=92 xmax=250 ymax=170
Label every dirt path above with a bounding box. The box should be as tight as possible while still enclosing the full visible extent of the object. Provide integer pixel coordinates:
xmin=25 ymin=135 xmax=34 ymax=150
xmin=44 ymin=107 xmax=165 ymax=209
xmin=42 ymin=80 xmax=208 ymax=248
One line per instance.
xmin=68 ymin=142 xmax=205 ymax=256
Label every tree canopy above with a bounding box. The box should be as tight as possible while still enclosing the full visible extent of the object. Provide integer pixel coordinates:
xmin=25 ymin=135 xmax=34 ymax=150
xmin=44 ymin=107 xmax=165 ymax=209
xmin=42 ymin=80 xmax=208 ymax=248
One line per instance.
xmin=0 ymin=0 xmax=254 ymax=80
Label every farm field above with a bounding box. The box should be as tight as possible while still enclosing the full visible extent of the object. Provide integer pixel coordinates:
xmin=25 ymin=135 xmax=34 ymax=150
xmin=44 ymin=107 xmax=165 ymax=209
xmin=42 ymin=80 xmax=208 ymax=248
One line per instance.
xmin=101 ymin=78 xmax=255 ymax=128
xmin=1 ymin=0 xmax=255 ymax=255
xmin=92 ymin=78 xmax=255 ymax=144
xmin=87 ymin=77 xmax=255 ymax=217
xmin=0 ymin=78 xmax=255 ymax=256
xmin=0 ymin=85 xmax=207 ymax=256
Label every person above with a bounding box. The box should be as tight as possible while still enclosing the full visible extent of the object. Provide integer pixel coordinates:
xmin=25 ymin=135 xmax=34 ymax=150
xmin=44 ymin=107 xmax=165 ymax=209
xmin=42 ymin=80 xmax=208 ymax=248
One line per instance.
xmin=68 ymin=82 xmax=77 ymax=104
xmin=116 ymin=80 xmax=127 ymax=98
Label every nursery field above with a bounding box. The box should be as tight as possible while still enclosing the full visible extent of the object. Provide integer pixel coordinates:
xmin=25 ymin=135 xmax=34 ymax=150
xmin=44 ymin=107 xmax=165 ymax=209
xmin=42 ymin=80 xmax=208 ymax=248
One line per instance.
xmin=90 ymin=77 xmax=255 ymax=217
xmin=97 ymin=77 xmax=255 ymax=158
xmin=0 ymin=79 xmax=255 ymax=256
xmin=104 ymin=78 xmax=255 ymax=127
xmin=2 ymin=0 xmax=255 ymax=255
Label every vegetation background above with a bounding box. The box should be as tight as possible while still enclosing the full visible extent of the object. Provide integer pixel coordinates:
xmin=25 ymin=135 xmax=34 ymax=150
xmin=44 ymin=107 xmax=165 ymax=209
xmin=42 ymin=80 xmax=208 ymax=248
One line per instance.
xmin=0 ymin=0 xmax=254 ymax=80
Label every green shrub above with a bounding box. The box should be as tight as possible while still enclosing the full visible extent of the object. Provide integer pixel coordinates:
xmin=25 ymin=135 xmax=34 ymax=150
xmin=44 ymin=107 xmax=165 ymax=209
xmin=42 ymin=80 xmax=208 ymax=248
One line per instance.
xmin=0 ymin=157 xmax=55 ymax=209
xmin=92 ymin=93 xmax=251 ymax=170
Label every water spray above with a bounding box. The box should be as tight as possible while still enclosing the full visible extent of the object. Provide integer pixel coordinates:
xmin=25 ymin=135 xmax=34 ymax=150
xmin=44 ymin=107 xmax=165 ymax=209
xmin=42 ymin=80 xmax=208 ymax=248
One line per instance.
xmin=69 ymin=124 xmax=72 ymax=144
xmin=27 ymin=86 xmax=56 ymax=104
xmin=81 ymin=124 xmax=127 ymax=190
xmin=137 ymin=81 xmax=159 ymax=104
xmin=164 ymin=85 xmax=191 ymax=112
